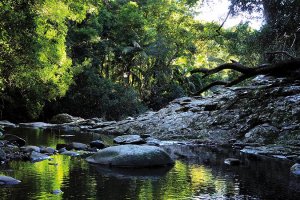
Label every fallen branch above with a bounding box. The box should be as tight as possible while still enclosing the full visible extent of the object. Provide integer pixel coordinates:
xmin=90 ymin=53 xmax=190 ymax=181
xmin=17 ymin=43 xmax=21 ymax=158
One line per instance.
xmin=191 ymin=59 xmax=300 ymax=96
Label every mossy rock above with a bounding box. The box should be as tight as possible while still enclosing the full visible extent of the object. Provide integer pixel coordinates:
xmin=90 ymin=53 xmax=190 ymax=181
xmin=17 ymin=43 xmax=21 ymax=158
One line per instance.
xmin=86 ymin=145 xmax=174 ymax=167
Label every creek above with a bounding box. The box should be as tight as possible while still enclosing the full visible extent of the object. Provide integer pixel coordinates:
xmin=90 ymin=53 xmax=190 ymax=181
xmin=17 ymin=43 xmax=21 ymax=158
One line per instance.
xmin=0 ymin=128 xmax=300 ymax=200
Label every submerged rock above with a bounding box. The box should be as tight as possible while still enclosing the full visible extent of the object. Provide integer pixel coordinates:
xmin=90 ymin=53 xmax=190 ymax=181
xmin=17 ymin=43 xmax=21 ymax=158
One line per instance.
xmin=86 ymin=145 xmax=174 ymax=167
xmin=291 ymin=163 xmax=300 ymax=176
xmin=0 ymin=176 xmax=21 ymax=185
xmin=30 ymin=151 xmax=51 ymax=162
xmin=61 ymin=151 xmax=80 ymax=157
xmin=113 ymin=135 xmax=145 ymax=145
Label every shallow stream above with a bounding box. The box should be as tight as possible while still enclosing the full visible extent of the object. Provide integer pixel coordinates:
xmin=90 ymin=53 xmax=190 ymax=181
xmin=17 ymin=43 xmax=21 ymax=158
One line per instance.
xmin=0 ymin=128 xmax=299 ymax=200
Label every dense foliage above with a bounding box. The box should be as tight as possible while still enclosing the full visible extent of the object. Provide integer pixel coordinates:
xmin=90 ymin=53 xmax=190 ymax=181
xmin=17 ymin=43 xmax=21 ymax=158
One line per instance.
xmin=0 ymin=0 xmax=298 ymax=121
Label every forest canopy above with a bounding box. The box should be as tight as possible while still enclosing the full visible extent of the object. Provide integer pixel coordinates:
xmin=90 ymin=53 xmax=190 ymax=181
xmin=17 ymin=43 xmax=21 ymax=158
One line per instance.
xmin=0 ymin=0 xmax=299 ymax=121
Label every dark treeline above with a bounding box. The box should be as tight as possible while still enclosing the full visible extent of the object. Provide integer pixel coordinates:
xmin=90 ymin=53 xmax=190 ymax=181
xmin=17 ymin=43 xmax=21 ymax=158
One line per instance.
xmin=0 ymin=0 xmax=299 ymax=121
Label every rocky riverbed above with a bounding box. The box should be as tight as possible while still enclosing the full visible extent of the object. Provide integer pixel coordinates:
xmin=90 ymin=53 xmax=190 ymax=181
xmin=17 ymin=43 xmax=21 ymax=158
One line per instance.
xmin=0 ymin=75 xmax=300 ymax=173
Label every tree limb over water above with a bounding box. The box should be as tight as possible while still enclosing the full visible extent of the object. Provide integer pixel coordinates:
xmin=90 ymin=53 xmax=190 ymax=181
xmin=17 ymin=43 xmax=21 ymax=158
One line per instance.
xmin=191 ymin=58 xmax=300 ymax=96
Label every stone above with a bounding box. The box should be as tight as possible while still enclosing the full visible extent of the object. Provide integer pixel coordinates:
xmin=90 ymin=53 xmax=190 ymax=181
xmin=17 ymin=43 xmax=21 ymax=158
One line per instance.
xmin=90 ymin=140 xmax=106 ymax=149
xmin=224 ymin=158 xmax=241 ymax=165
xmin=52 ymin=189 xmax=63 ymax=195
xmin=30 ymin=151 xmax=51 ymax=162
xmin=0 ymin=120 xmax=17 ymax=128
xmin=70 ymin=142 xmax=88 ymax=150
xmin=60 ymin=151 xmax=80 ymax=157
xmin=0 ymin=148 xmax=6 ymax=161
xmin=40 ymin=147 xmax=57 ymax=154
xmin=291 ymin=163 xmax=300 ymax=176
xmin=21 ymin=145 xmax=40 ymax=153
xmin=244 ymin=123 xmax=279 ymax=144
xmin=2 ymin=134 xmax=26 ymax=147
xmin=86 ymin=145 xmax=174 ymax=167
xmin=145 ymin=137 xmax=161 ymax=146
xmin=0 ymin=176 xmax=21 ymax=185
xmin=113 ymin=135 xmax=145 ymax=145
xmin=50 ymin=113 xmax=83 ymax=124
xmin=58 ymin=147 xmax=67 ymax=153
xmin=19 ymin=122 xmax=54 ymax=129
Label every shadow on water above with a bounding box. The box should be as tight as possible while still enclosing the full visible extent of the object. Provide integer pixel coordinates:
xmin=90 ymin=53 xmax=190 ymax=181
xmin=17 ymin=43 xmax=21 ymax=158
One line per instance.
xmin=0 ymin=128 xmax=299 ymax=199
xmin=90 ymin=164 xmax=173 ymax=180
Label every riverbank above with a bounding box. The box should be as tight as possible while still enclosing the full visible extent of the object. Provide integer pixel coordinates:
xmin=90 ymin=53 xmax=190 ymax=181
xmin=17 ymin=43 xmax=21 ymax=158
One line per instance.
xmin=1 ymin=75 xmax=300 ymax=163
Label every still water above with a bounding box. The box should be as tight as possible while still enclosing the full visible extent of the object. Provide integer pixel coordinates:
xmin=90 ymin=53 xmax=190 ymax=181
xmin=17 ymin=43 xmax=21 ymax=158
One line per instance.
xmin=0 ymin=128 xmax=300 ymax=200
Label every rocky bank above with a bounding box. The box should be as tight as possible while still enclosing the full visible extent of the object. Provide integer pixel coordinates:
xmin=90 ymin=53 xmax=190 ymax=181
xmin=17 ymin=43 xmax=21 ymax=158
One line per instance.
xmin=1 ymin=75 xmax=300 ymax=163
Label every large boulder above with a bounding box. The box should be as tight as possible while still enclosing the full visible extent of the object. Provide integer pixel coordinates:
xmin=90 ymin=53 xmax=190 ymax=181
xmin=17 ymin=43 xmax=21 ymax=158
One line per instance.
xmin=86 ymin=145 xmax=174 ymax=167
xmin=50 ymin=113 xmax=83 ymax=124
xmin=113 ymin=135 xmax=145 ymax=145
xmin=0 ymin=176 xmax=21 ymax=185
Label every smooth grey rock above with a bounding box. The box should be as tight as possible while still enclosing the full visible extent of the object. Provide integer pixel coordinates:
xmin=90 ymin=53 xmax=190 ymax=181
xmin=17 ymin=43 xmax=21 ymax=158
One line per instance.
xmin=0 ymin=120 xmax=17 ymax=128
xmin=58 ymin=147 xmax=67 ymax=153
xmin=40 ymin=147 xmax=57 ymax=154
xmin=19 ymin=122 xmax=54 ymax=129
xmin=30 ymin=151 xmax=51 ymax=162
xmin=90 ymin=140 xmax=106 ymax=149
xmin=21 ymin=145 xmax=40 ymax=153
xmin=0 ymin=148 xmax=6 ymax=161
xmin=145 ymin=137 xmax=161 ymax=146
xmin=61 ymin=151 xmax=80 ymax=157
xmin=0 ymin=176 xmax=21 ymax=185
xmin=291 ymin=163 xmax=300 ymax=176
xmin=52 ymin=189 xmax=63 ymax=195
xmin=224 ymin=158 xmax=241 ymax=165
xmin=113 ymin=135 xmax=145 ymax=145
xmin=70 ymin=142 xmax=88 ymax=150
xmin=86 ymin=145 xmax=174 ymax=167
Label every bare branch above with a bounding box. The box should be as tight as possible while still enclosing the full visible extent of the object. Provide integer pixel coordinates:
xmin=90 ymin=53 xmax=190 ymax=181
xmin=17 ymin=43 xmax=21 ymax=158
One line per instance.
xmin=191 ymin=59 xmax=300 ymax=96
xmin=191 ymin=62 xmax=254 ymax=78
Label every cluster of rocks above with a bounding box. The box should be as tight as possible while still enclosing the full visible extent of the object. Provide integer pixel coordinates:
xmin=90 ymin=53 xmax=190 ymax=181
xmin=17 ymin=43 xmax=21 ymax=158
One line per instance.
xmin=8 ymin=76 xmax=297 ymax=160
xmin=0 ymin=75 xmax=300 ymax=177
xmin=0 ymin=132 xmax=174 ymax=185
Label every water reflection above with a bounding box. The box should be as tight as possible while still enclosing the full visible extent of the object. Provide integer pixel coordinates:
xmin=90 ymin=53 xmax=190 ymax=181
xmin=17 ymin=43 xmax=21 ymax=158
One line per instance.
xmin=0 ymin=128 xmax=300 ymax=199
